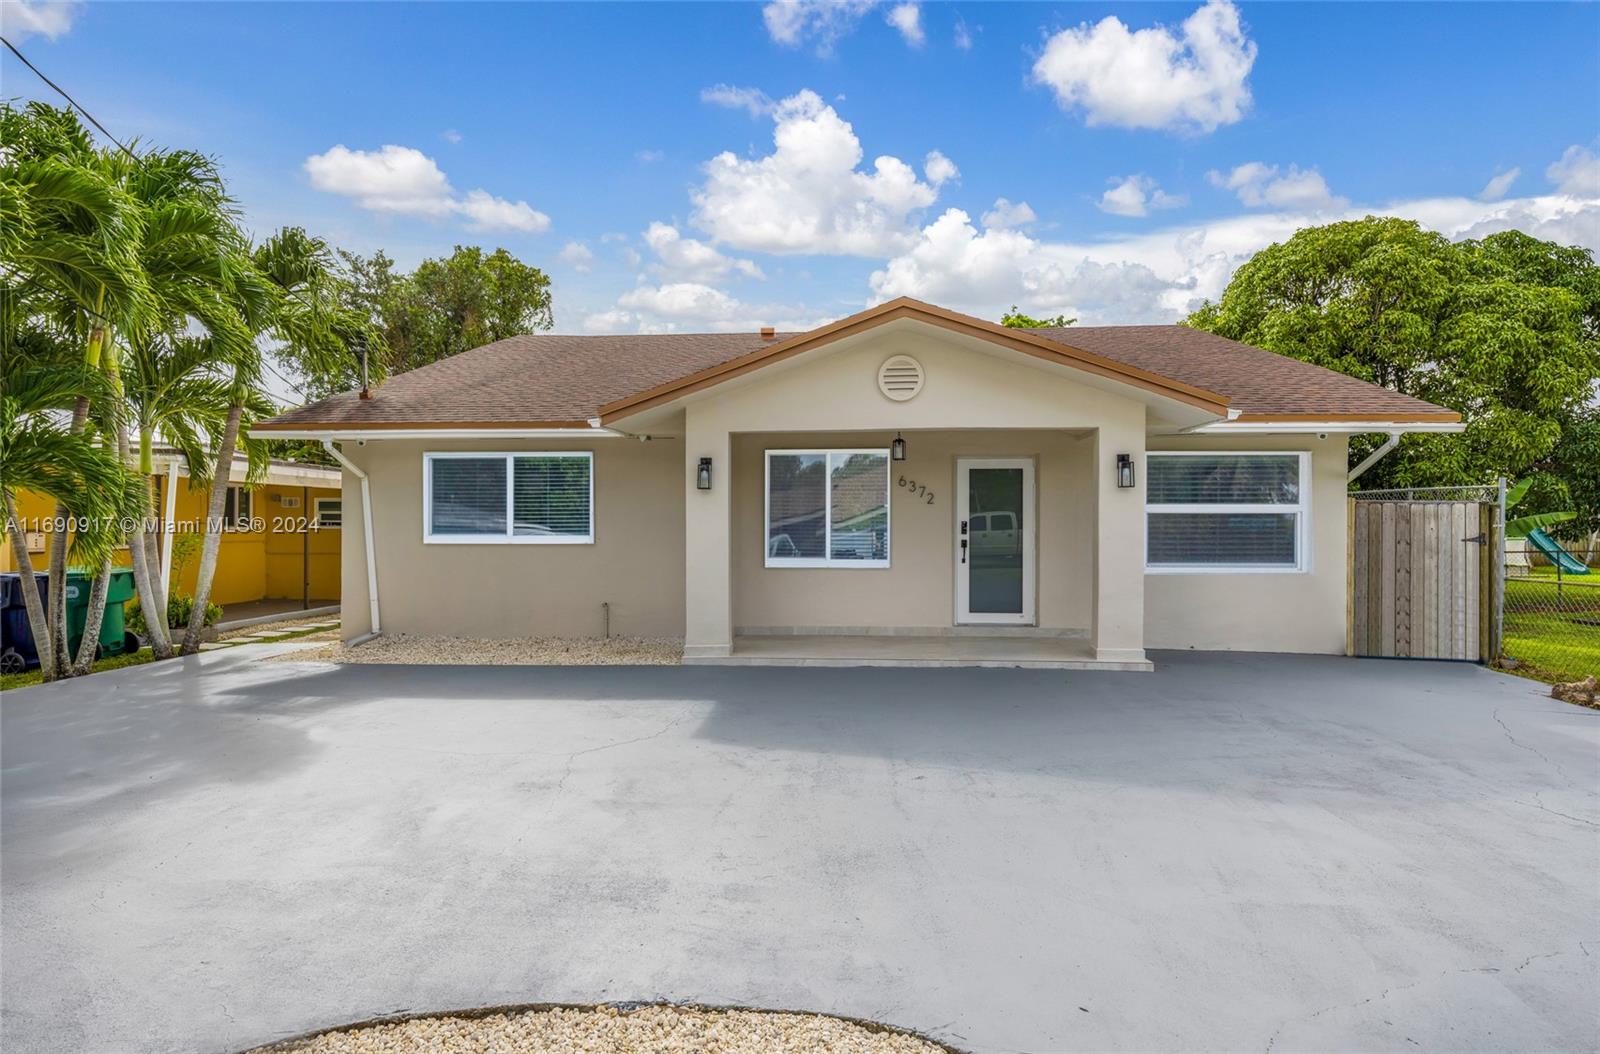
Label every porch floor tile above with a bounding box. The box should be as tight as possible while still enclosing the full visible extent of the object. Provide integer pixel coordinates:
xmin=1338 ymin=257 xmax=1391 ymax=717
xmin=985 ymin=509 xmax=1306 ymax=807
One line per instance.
xmin=694 ymin=634 xmax=1151 ymax=671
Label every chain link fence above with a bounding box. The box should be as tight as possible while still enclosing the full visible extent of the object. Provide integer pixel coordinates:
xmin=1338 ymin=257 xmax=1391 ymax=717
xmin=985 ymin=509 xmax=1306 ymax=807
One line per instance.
xmin=1501 ymin=538 xmax=1599 ymax=682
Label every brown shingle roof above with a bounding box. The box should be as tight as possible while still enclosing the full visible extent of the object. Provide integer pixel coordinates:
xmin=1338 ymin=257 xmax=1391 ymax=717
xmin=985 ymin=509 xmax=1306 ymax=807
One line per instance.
xmin=1033 ymin=325 xmax=1450 ymax=420
xmin=257 ymin=298 xmax=1456 ymax=430
xmin=259 ymin=332 xmax=783 ymax=429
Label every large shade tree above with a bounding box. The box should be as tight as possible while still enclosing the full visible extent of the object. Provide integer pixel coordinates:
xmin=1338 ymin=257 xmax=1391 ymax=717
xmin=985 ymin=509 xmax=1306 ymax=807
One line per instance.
xmin=1188 ymin=218 xmax=1600 ymax=533
xmin=278 ymin=244 xmax=552 ymax=398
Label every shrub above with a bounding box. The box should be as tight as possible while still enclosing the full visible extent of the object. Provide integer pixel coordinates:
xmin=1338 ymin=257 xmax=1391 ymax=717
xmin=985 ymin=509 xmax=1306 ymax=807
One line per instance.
xmin=127 ymin=593 xmax=222 ymax=637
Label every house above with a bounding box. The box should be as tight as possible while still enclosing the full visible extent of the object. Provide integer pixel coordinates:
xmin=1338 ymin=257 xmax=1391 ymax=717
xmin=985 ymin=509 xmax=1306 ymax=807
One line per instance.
xmin=255 ymin=298 xmax=1462 ymax=669
xmin=3 ymin=448 xmax=342 ymax=620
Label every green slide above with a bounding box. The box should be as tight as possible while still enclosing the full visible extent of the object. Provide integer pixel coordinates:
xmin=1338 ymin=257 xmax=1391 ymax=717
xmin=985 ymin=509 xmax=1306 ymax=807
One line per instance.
xmin=1526 ymin=528 xmax=1590 ymax=574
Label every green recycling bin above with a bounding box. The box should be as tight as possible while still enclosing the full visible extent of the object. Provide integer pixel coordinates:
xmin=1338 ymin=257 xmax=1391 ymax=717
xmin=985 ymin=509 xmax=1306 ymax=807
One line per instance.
xmin=63 ymin=567 xmax=140 ymax=659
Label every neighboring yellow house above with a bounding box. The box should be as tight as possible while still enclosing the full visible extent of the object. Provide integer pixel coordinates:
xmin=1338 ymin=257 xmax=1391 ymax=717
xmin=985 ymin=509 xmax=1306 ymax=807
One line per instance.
xmin=3 ymin=448 xmax=341 ymax=620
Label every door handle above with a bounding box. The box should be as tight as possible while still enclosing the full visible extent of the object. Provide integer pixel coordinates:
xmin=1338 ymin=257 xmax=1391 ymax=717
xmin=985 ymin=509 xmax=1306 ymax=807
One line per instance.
xmin=960 ymin=538 xmax=968 ymax=564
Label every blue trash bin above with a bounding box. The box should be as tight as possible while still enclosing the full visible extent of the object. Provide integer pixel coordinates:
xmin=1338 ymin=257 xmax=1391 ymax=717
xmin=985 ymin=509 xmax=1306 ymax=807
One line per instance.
xmin=0 ymin=573 xmax=50 ymax=674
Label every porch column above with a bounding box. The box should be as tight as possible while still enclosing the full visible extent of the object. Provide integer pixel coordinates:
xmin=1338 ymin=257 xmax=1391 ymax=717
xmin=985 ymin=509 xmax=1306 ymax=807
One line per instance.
xmin=683 ymin=408 xmax=733 ymax=658
xmin=1093 ymin=414 xmax=1147 ymax=664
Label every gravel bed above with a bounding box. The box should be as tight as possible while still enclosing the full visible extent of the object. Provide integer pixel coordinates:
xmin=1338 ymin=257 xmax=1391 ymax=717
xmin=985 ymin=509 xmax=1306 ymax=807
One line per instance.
xmin=248 ymin=1004 xmax=950 ymax=1054
xmin=270 ymin=633 xmax=683 ymax=666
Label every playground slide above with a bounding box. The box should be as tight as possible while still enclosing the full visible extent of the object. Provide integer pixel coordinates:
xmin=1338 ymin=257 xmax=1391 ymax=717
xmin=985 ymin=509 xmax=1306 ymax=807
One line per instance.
xmin=1526 ymin=528 xmax=1591 ymax=574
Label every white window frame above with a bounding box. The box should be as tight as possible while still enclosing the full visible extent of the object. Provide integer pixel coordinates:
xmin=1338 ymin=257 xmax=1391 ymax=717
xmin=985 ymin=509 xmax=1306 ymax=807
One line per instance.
xmin=1144 ymin=451 xmax=1310 ymax=574
xmin=312 ymin=497 xmax=342 ymax=529
xmin=224 ymin=484 xmax=253 ymax=532
xmin=764 ymin=448 xmax=892 ymax=569
xmin=422 ymin=451 xmax=595 ymax=545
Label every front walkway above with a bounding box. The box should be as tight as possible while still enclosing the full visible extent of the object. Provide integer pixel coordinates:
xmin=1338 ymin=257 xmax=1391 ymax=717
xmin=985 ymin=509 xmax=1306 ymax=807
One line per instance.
xmin=215 ymin=597 xmax=338 ymax=632
xmin=2 ymin=652 xmax=1595 ymax=1053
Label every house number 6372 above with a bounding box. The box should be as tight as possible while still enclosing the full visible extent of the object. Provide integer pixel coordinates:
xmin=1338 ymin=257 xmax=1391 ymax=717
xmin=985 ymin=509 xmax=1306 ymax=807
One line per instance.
xmin=897 ymin=475 xmax=935 ymax=505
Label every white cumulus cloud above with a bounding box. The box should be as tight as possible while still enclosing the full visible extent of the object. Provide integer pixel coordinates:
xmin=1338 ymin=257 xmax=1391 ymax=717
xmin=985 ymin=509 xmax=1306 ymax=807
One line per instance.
xmin=587 ymin=282 xmax=822 ymax=334
xmin=690 ymin=89 xmax=951 ymax=257
xmin=558 ymin=241 xmax=595 ymax=273
xmin=1207 ymin=161 xmax=1345 ymax=211
xmin=1099 ymin=174 xmax=1187 ymax=217
xmin=1478 ymin=168 xmax=1519 ymax=202
xmin=643 ymin=222 xmax=764 ymax=282
xmin=304 ymin=144 xmax=550 ymax=232
xmin=1031 ymin=0 xmax=1256 ymax=134
xmin=0 ymin=0 xmax=80 ymax=42
xmin=885 ymin=2 xmax=923 ymax=46
xmin=981 ymin=198 xmax=1037 ymax=229
xmin=700 ymin=84 xmax=774 ymax=118
xmin=762 ymin=0 xmax=877 ymax=54
xmin=869 ymin=191 xmax=1600 ymax=326
xmin=1548 ymin=145 xmax=1600 ymax=197
xmin=923 ymin=150 xmax=959 ymax=186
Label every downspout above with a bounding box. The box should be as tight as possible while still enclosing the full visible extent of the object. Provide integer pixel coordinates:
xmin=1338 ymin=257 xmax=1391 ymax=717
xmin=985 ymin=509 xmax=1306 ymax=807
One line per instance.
xmin=321 ymin=439 xmax=381 ymax=641
xmin=1347 ymin=431 xmax=1404 ymax=485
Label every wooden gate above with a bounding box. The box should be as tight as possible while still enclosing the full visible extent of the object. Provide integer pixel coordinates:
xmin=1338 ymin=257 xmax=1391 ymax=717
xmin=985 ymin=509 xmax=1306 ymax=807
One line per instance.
xmin=1349 ymin=498 xmax=1497 ymax=661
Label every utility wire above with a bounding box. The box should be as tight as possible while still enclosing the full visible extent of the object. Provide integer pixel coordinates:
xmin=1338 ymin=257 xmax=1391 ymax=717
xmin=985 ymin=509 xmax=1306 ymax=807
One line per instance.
xmin=1 ymin=35 xmax=140 ymax=162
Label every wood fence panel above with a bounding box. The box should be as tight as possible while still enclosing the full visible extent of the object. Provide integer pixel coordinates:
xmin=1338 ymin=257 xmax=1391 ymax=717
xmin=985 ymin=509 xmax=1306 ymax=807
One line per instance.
xmin=1352 ymin=502 xmax=1368 ymax=656
xmin=1394 ymin=506 xmax=1412 ymax=657
xmin=1350 ymin=498 xmax=1491 ymax=661
xmin=1380 ymin=503 xmax=1396 ymax=656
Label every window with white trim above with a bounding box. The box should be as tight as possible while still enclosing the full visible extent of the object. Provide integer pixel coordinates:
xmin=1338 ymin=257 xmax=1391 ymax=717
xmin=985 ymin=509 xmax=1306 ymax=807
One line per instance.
xmin=1146 ymin=452 xmax=1308 ymax=572
xmin=223 ymin=485 xmax=252 ymax=530
xmin=765 ymin=449 xmax=890 ymax=568
xmin=313 ymin=497 xmax=342 ymax=529
xmin=424 ymin=452 xmax=593 ymax=544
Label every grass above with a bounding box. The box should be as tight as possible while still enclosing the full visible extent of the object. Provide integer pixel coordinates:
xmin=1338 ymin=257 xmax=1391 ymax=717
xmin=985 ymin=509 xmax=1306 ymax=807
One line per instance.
xmin=1 ymin=647 xmax=159 ymax=693
xmin=1 ymin=619 xmax=340 ymax=692
xmin=1501 ymin=572 xmax=1600 ymax=684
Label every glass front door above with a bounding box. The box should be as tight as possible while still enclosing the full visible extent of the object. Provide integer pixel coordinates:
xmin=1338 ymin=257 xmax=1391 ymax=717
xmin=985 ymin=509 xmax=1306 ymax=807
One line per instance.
xmin=955 ymin=458 xmax=1035 ymax=624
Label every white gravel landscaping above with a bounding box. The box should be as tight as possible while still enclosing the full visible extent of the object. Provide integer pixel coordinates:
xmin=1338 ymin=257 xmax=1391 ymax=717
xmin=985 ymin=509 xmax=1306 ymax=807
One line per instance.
xmin=271 ymin=633 xmax=683 ymax=666
xmin=247 ymin=1004 xmax=951 ymax=1053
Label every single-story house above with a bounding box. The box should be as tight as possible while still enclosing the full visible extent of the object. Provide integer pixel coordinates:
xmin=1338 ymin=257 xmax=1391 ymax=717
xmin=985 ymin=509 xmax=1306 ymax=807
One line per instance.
xmin=4 ymin=448 xmax=342 ymax=617
xmin=256 ymin=298 xmax=1463 ymax=669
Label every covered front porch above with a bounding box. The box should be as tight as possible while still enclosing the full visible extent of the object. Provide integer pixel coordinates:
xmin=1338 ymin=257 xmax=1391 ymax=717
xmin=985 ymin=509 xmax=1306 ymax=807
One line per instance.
xmin=683 ymin=424 xmax=1152 ymax=670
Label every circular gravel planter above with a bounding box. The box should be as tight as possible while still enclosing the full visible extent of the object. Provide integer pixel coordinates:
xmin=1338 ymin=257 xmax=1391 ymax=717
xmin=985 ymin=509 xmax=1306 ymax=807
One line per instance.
xmin=244 ymin=1002 xmax=961 ymax=1054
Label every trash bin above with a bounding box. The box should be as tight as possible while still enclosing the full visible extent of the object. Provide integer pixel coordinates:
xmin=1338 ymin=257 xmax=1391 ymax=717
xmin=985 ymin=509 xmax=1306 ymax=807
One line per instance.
xmin=0 ymin=572 xmax=51 ymax=674
xmin=0 ymin=569 xmax=141 ymax=673
xmin=62 ymin=568 xmax=140 ymax=660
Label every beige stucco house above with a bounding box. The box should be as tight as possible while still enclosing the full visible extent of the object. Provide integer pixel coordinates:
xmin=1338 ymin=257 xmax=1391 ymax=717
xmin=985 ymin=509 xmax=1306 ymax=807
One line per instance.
xmin=256 ymin=298 xmax=1463 ymax=670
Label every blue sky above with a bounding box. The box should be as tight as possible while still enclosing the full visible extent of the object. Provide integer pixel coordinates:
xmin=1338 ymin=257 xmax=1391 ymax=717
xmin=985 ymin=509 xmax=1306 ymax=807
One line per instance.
xmin=4 ymin=0 xmax=1599 ymax=343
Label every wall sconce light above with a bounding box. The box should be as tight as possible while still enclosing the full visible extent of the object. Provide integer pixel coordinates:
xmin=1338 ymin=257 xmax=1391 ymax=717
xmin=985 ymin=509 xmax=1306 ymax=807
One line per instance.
xmin=891 ymin=432 xmax=907 ymax=461
xmin=1116 ymin=453 xmax=1136 ymax=489
xmin=696 ymin=457 xmax=713 ymax=490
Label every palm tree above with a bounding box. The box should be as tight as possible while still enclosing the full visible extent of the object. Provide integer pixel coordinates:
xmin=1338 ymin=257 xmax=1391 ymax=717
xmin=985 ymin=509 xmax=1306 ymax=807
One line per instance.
xmin=1 ymin=301 xmax=143 ymax=680
xmin=120 ymin=334 xmax=237 ymax=655
xmin=101 ymin=145 xmax=255 ymax=659
xmin=181 ymin=228 xmax=349 ymax=654
xmin=1 ymin=102 xmax=149 ymax=676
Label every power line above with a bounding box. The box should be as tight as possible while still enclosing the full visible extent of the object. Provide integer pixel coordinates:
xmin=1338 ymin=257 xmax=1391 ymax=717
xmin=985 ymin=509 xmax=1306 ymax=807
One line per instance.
xmin=1 ymin=35 xmax=140 ymax=162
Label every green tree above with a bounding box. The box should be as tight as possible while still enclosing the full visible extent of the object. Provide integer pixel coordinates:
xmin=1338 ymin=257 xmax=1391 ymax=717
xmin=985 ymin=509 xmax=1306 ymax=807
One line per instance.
xmin=1187 ymin=218 xmax=1600 ymax=497
xmin=1 ymin=308 xmax=143 ymax=681
xmin=282 ymin=245 xmax=554 ymax=394
xmin=180 ymin=228 xmax=324 ymax=655
xmin=1001 ymin=305 xmax=1076 ymax=329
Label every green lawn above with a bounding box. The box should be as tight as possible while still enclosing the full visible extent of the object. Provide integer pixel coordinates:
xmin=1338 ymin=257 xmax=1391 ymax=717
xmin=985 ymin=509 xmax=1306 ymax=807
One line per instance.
xmin=1501 ymin=573 xmax=1600 ymax=683
xmin=1 ymin=647 xmax=159 ymax=692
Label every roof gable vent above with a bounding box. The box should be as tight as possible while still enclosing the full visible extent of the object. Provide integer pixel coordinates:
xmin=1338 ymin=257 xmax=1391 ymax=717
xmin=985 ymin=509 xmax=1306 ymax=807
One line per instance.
xmin=877 ymin=354 xmax=924 ymax=402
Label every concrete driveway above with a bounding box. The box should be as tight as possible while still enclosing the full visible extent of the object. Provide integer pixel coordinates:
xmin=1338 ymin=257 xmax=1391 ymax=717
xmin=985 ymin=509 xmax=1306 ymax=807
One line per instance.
xmin=3 ymin=650 xmax=1596 ymax=1053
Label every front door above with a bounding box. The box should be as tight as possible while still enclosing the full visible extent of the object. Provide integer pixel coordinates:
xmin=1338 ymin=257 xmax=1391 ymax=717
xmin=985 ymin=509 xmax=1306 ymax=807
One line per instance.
xmin=956 ymin=458 xmax=1035 ymax=624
